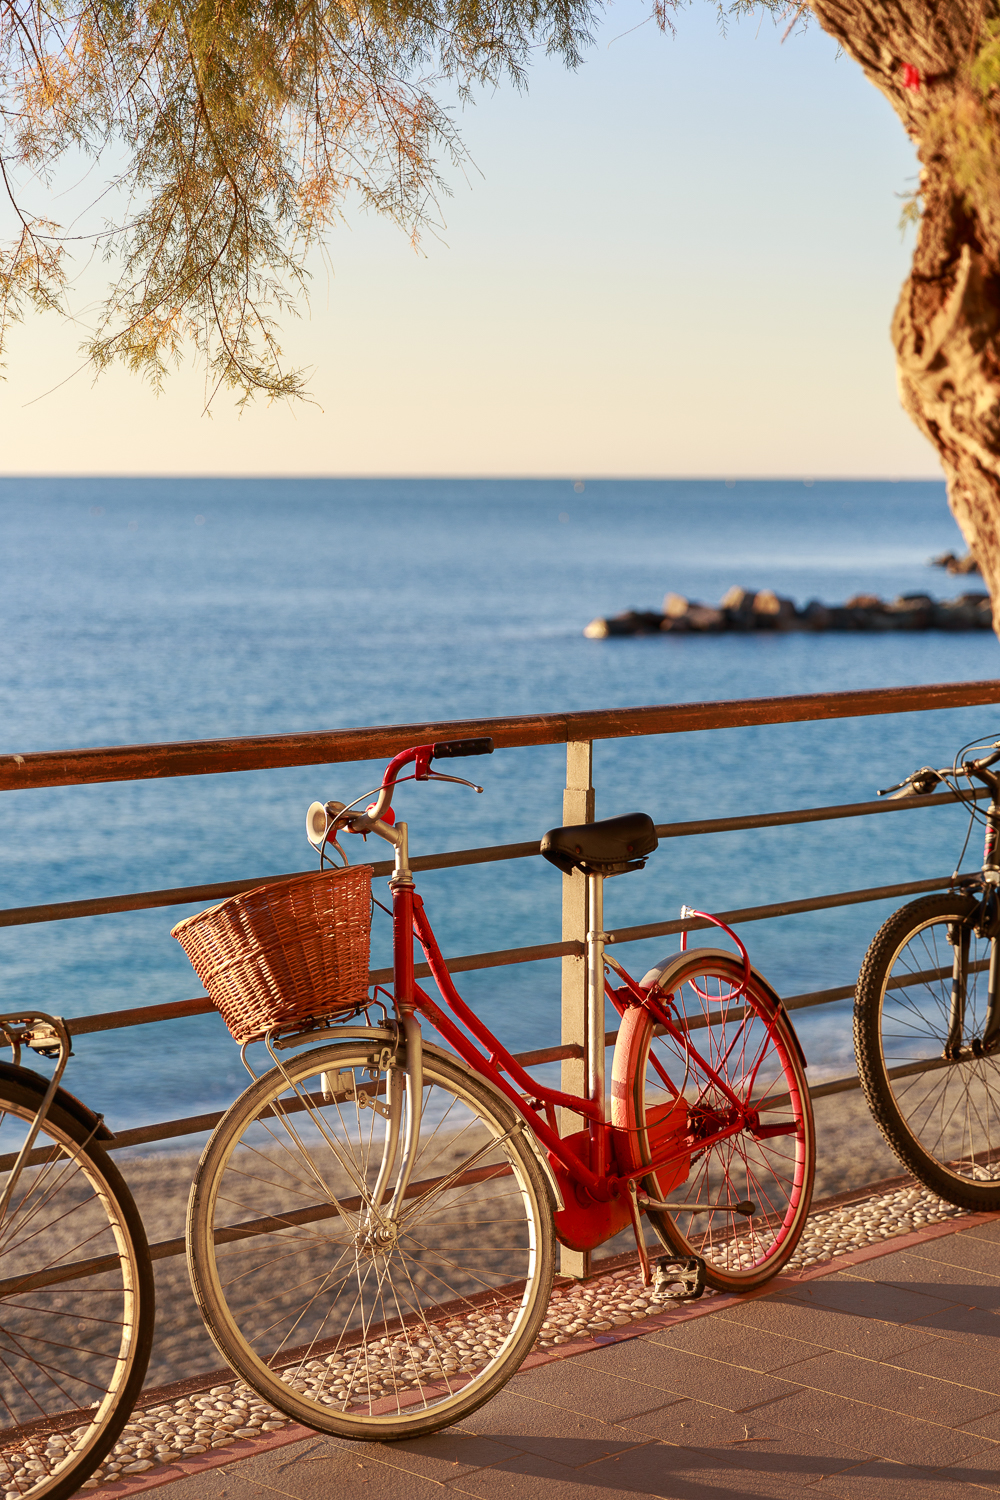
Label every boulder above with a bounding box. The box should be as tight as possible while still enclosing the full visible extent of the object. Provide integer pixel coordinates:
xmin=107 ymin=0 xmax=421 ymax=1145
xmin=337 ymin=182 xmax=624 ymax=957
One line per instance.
xmin=887 ymin=594 xmax=934 ymax=629
xmin=802 ymin=600 xmax=832 ymax=630
xmin=720 ymin=586 xmax=758 ymax=630
xmin=661 ymin=593 xmax=725 ymax=632
xmin=686 ymin=605 xmax=726 ymax=632
xmin=933 ymin=593 xmax=992 ymax=629
xmin=720 ymin=586 xmax=754 ymax=611
xmin=752 ymin=589 xmax=798 ymax=629
xmin=590 ymin=610 xmax=665 ymax=636
xmin=930 ymin=550 xmax=980 ymax=574
xmin=843 ymin=594 xmax=892 ymax=631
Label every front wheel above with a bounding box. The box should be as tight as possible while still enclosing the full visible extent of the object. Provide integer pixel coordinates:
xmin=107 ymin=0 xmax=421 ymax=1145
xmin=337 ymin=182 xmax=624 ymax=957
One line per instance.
xmin=0 ymin=1068 xmax=155 ymax=1500
xmin=611 ymin=950 xmax=815 ymax=1293
xmin=187 ymin=1038 xmax=555 ymax=1440
xmin=854 ymin=892 xmax=1000 ymax=1210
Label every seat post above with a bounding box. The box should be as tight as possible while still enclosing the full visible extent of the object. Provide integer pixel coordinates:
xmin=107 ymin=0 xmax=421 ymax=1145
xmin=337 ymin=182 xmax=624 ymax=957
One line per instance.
xmin=587 ymin=871 xmax=607 ymax=1179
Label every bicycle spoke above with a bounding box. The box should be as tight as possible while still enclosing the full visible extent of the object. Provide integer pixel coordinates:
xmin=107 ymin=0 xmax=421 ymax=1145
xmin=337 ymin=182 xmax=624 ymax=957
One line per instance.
xmin=188 ymin=1042 xmax=552 ymax=1436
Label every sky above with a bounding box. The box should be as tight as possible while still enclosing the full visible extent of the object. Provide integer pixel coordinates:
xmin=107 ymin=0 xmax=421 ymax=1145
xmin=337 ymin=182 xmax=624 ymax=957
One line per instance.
xmin=0 ymin=2 xmax=936 ymax=478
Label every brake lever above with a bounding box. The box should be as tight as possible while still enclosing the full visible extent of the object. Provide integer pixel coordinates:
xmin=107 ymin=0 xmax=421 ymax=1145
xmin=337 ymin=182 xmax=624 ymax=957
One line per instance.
xmin=878 ymin=768 xmax=942 ymax=798
xmin=424 ymin=772 xmax=484 ymax=793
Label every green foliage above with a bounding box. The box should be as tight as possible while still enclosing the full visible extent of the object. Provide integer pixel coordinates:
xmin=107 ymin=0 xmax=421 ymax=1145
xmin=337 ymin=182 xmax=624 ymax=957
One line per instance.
xmin=0 ymin=0 xmax=599 ymax=399
xmin=0 ymin=0 xmax=797 ymax=401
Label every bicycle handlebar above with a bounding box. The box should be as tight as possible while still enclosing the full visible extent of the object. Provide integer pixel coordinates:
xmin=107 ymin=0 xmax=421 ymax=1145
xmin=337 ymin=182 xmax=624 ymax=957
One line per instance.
xmin=308 ymin=738 xmax=495 ymax=848
xmin=878 ymin=745 xmax=1000 ymax=799
xmin=368 ymin=738 xmax=494 ymax=820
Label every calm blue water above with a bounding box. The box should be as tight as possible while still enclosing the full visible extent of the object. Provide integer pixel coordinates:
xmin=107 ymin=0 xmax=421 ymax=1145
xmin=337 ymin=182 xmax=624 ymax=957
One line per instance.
xmin=0 ymin=476 xmax=997 ymax=1134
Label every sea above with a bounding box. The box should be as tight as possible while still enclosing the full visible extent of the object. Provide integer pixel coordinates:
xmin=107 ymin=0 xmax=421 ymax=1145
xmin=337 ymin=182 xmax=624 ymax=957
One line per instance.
xmin=0 ymin=475 xmax=998 ymax=1139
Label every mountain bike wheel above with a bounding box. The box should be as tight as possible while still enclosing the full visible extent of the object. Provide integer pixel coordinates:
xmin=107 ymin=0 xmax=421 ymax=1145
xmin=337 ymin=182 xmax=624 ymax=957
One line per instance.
xmin=611 ymin=950 xmax=815 ymax=1293
xmin=187 ymin=1037 xmax=555 ymax=1440
xmin=0 ymin=1067 xmax=154 ymax=1500
xmin=854 ymin=892 xmax=1000 ymax=1210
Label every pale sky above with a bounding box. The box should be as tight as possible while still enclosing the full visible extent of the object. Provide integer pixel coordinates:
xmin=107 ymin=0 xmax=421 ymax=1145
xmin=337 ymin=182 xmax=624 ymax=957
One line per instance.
xmin=0 ymin=3 xmax=936 ymax=478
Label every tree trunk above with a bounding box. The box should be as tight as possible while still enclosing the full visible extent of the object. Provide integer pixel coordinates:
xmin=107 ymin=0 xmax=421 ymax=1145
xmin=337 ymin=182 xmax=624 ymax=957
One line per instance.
xmin=806 ymin=1 xmax=1000 ymax=626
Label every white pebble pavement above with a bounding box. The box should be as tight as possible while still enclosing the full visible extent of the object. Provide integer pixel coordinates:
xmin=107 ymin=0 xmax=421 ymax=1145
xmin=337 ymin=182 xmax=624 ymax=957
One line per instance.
xmin=5 ymin=1182 xmax=969 ymax=1495
xmin=531 ymin=1184 xmax=965 ymax=1349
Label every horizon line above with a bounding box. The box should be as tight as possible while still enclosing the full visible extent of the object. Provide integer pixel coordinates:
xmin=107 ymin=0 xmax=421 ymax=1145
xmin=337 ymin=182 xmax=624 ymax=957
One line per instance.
xmin=0 ymin=472 xmax=946 ymax=483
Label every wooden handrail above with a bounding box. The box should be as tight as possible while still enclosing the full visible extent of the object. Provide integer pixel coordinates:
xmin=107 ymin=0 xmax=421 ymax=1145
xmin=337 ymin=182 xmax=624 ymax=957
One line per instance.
xmin=0 ymin=784 xmax=976 ymax=930
xmin=3 ymin=679 xmax=998 ymax=792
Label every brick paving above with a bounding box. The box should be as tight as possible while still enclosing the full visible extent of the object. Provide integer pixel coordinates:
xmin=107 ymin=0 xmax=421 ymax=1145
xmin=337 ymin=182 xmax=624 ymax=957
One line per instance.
xmin=99 ymin=1213 xmax=1000 ymax=1500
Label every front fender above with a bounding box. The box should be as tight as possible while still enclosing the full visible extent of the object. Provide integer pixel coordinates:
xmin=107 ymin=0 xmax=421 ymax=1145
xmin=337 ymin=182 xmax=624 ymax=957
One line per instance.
xmin=0 ymin=1060 xmax=114 ymax=1141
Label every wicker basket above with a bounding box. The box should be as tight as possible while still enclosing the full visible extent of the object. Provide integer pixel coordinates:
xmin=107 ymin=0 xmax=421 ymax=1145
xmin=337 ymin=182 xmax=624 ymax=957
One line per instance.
xmin=172 ymin=865 xmax=372 ymax=1044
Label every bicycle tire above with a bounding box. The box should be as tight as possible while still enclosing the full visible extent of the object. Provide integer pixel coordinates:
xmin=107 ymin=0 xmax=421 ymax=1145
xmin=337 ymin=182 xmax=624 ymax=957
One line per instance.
xmin=187 ymin=1037 xmax=555 ymax=1440
xmin=854 ymin=892 xmax=1000 ymax=1209
xmin=611 ymin=950 xmax=815 ymax=1292
xmin=0 ymin=1069 xmax=155 ymax=1500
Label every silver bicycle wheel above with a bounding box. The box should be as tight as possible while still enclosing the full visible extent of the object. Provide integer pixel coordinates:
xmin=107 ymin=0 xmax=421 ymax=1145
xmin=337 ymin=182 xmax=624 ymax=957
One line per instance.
xmin=0 ymin=1069 xmax=154 ymax=1500
xmin=186 ymin=1037 xmax=555 ymax=1439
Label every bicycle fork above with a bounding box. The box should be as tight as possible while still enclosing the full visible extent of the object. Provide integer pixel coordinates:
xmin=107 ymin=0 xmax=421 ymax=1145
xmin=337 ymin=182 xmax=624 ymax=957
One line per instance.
xmin=948 ymin=796 xmax=1000 ymax=1058
xmin=946 ymin=923 xmax=1000 ymax=1060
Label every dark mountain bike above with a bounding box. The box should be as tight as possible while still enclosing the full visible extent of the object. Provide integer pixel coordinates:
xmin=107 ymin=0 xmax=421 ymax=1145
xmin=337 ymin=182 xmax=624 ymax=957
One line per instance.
xmin=855 ymin=740 xmax=1000 ymax=1209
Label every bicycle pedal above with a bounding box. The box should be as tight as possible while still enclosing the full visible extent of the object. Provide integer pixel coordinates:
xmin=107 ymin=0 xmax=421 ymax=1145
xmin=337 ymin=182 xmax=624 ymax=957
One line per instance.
xmin=651 ymin=1256 xmax=706 ymax=1302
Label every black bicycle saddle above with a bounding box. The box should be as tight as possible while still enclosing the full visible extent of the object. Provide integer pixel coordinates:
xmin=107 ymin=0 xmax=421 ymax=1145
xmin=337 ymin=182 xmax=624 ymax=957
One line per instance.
xmin=540 ymin=812 xmax=658 ymax=876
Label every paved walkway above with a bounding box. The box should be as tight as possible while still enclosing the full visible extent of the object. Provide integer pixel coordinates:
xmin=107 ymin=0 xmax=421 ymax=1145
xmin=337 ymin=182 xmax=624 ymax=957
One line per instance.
xmin=121 ymin=1214 xmax=1000 ymax=1500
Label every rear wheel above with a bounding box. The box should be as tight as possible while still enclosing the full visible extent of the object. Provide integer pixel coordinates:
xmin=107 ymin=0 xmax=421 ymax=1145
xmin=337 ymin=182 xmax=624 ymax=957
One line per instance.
xmin=187 ymin=1038 xmax=555 ymax=1439
xmin=0 ymin=1070 xmax=154 ymax=1499
xmin=854 ymin=893 xmax=1000 ymax=1209
xmin=612 ymin=951 xmax=815 ymax=1292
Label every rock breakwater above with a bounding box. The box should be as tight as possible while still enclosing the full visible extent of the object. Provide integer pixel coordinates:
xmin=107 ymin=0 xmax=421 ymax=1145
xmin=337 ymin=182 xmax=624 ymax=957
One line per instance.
xmin=585 ymin=586 xmax=993 ymax=638
xmin=931 ymin=550 xmax=980 ymax=575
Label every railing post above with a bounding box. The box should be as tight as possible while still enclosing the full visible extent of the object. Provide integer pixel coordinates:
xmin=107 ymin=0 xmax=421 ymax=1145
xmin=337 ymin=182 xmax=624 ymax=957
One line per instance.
xmin=560 ymin=739 xmax=594 ymax=1279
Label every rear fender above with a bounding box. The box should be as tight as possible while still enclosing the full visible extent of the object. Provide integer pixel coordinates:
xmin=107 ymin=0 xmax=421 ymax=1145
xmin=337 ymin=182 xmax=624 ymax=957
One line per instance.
xmin=639 ymin=946 xmax=808 ymax=1071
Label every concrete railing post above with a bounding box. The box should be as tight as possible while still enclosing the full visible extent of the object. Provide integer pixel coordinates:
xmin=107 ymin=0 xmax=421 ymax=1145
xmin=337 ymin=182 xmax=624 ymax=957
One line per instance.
xmin=559 ymin=739 xmax=594 ymax=1279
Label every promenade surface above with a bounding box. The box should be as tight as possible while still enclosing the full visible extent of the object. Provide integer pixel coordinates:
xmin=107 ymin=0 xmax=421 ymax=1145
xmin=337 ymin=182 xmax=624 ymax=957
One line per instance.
xmin=92 ymin=1209 xmax=1000 ymax=1500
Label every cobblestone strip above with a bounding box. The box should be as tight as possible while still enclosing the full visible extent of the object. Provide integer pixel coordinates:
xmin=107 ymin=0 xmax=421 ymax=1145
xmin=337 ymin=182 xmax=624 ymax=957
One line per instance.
xmin=6 ymin=1182 xmax=970 ymax=1498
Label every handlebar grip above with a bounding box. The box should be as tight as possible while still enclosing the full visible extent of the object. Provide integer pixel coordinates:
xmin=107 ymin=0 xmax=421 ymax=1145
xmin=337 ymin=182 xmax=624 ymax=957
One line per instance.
xmin=432 ymin=737 xmax=494 ymax=759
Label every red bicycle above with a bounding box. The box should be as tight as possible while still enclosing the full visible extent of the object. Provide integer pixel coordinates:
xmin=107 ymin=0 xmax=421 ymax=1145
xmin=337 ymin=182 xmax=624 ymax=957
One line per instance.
xmin=180 ymin=738 xmax=815 ymax=1439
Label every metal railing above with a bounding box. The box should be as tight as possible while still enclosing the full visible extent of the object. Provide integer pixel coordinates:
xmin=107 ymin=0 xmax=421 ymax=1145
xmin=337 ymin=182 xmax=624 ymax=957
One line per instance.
xmin=4 ymin=678 xmax=1000 ymax=1282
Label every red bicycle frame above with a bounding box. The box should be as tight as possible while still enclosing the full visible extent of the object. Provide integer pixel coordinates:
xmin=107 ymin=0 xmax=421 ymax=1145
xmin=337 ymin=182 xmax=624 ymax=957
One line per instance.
xmin=319 ymin=739 xmax=790 ymax=1259
xmin=392 ymin=879 xmax=774 ymax=1231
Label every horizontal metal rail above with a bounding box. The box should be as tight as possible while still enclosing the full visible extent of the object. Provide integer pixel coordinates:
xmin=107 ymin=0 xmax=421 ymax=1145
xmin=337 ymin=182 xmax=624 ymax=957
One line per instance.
xmin=0 ymin=786 xmax=982 ymax=932
xmin=0 ymin=1162 xmax=515 ymax=1297
xmin=2 ymin=679 xmax=998 ymax=793
xmin=35 ymin=872 xmax=954 ymax=1155
xmin=60 ymin=871 xmax=956 ymax=1044
xmin=2 ymin=683 xmax=994 ymax=1277
xmin=8 ymin=1039 xmax=979 ymax=1292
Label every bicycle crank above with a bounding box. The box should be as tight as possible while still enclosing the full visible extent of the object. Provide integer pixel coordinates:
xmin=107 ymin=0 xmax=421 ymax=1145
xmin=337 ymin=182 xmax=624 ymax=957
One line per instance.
xmin=638 ymin=1191 xmax=757 ymax=1217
